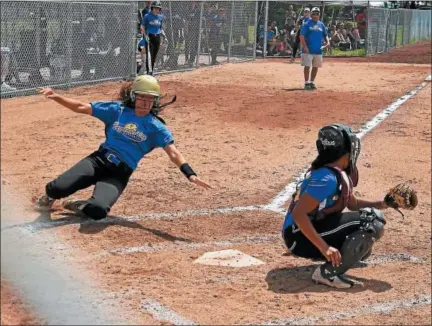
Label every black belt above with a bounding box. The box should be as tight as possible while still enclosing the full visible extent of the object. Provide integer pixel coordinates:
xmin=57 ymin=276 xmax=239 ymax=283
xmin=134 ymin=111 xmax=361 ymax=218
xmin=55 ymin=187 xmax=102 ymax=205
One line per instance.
xmin=97 ymin=147 xmax=133 ymax=174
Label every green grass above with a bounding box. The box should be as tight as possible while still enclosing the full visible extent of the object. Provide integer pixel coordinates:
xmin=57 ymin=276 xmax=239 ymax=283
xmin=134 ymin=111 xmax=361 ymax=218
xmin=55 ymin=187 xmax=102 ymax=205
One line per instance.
xmin=328 ymin=47 xmax=366 ymax=57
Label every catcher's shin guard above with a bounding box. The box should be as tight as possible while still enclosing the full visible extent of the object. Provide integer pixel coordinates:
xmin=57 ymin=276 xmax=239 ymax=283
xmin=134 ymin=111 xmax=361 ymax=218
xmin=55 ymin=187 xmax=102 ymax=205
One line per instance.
xmin=321 ymin=208 xmax=386 ymax=278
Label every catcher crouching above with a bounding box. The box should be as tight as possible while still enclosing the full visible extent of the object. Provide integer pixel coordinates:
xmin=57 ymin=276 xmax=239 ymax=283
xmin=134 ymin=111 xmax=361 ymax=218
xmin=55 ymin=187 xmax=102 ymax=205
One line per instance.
xmin=34 ymin=75 xmax=211 ymax=219
xmin=282 ymin=124 xmax=417 ymax=289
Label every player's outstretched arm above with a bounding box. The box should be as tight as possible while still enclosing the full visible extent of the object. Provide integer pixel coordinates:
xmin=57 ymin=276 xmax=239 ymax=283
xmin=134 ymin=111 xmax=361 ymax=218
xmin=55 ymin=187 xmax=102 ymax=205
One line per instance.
xmin=164 ymin=143 xmax=212 ymax=190
xmin=347 ymin=194 xmax=388 ymax=211
xmin=37 ymin=87 xmax=92 ymax=115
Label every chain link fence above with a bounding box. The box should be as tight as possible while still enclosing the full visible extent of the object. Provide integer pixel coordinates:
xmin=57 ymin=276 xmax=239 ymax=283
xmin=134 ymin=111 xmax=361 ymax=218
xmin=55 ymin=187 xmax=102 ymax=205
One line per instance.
xmin=1 ymin=1 xmax=137 ymax=97
xmin=1 ymin=0 xmax=258 ymax=98
xmin=366 ymin=7 xmax=431 ymax=56
xmin=258 ymin=1 xmax=431 ymax=59
xmin=258 ymin=1 xmax=368 ymax=58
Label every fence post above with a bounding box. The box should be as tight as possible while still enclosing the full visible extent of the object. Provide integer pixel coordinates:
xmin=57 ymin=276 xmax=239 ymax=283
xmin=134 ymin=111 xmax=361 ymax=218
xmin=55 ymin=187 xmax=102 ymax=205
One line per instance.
xmin=384 ymin=9 xmax=390 ymax=52
xmin=227 ymin=1 xmax=235 ymax=63
xmin=376 ymin=10 xmax=381 ymax=53
xmin=253 ymin=0 xmax=258 ymax=60
xmin=35 ymin=3 xmax=41 ymax=77
xmin=133 ymin=2 xmax=139 ymax=78
xmin=263 ymin=0 xmax=269 ymax=58
xmin=65 ymin=2 xmax=73 ymax=88
xmin=394 ymin=9 xmax=399 ymax=47
xmin=196 ymin=1 xmax=204 ymax=68
xmin=365 ymin=3 xmax=370 ymax=56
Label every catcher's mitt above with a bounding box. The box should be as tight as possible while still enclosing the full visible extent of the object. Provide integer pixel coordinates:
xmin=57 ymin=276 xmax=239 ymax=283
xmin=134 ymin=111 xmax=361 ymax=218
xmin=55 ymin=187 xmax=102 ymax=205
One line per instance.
xmin=384 ymin=183 xmax=418 ymax=217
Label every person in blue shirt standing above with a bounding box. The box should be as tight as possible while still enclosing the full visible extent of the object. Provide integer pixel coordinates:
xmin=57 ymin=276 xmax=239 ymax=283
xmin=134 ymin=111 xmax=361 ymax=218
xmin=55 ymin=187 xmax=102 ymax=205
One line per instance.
xmin=141 ymin=1 xmax=151 ymax=19
xmin=34 ymin=75 xmax=211 ymax=220
xmin=141 ymin=1 xmax=165 ymax=75
xmin=289 ymin=7 xmax=311 ymax=63
xmin=299 ymin=7 xmax=330 ymax=90
xmin=282 ymin=124 xmax=389 ymax=289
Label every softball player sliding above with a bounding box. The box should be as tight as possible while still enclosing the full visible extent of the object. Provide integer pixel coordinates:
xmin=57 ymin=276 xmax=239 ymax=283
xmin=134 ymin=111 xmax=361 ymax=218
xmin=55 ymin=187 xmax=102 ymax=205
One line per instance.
xmin=299 ymin=7 xmax=330 ymax=90
xmin=34 ymin=75 xmax=211 ymax=220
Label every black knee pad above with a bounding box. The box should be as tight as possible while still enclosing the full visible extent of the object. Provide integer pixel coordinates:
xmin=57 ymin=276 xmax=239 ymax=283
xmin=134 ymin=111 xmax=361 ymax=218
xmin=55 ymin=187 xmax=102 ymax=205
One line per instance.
xmin=359 ymin=208 xmax=386 ymax=240
xmin=81 ymin=203 xmax=108 ymax=220
xmin=45 ymin=182 xmax=66 ymax=199
xmin=321 ymin=208 xmax=386 ymax=278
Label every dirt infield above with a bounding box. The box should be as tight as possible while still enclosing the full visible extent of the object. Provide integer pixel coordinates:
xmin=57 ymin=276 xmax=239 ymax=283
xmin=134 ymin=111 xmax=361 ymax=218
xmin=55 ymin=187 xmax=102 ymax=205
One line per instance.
xmin=1 ymin=41 xmax=431 ymax=324
xmin=346 ymin=39 xmax=432 ymax=64
xmin=0 ymin=280 xmax=43 ymax=326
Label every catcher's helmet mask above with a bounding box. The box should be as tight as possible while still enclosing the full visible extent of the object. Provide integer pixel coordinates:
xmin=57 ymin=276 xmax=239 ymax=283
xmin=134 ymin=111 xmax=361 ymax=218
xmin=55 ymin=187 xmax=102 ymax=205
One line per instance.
xmin=316 ymin=124 xmax=361 ymax=174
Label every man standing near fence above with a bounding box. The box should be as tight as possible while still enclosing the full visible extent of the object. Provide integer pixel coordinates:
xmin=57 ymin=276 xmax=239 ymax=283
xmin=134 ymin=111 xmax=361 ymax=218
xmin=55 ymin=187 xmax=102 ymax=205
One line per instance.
xmin=184 ymin=1 xmax=200 ymax=67
xmin=290 ymin=7 xmax=311 ymax=63
xmin=299 ymin=7 xmax=329 ymax=90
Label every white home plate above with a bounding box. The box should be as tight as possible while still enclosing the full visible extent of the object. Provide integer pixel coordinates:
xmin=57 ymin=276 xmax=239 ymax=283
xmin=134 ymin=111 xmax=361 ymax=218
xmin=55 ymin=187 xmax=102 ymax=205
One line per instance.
xmin=193 ymin=249 xmax=265 ymax=267
xmin=426 ymin=75 xmax=431 ymax=81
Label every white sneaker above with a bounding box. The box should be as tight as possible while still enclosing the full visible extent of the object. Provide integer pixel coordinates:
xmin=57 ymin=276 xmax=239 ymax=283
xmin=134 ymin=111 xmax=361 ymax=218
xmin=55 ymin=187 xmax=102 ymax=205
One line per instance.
xmin=63 ymin=198 xmax=87 ymax=213
xmin=1 ymin=82 xmax=17 ymax=92
xmin=34 ymin=194 xmax=55 ymax=212
xmin=312 ymin=266 xmax=354 ymax=289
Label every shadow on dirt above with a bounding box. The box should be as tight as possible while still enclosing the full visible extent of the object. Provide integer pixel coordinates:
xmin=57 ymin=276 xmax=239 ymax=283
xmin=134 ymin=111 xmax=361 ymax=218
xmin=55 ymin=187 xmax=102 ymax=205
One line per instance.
xmin=5 ymin=211 xmax=191 ymax=243
xmin=265 ymin=264 xmax=393 ymax=294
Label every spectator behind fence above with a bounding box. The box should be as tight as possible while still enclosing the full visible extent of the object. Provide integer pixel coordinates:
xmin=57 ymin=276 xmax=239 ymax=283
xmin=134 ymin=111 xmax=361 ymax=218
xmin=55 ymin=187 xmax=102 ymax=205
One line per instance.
xmin=290 ymin=7 xmax=311 ymax=62
xmin=208 ymin=7 xmax=227 ymax=65
xmin=284 ymin=5 xmax=297 ymax=36
xmin=1 ymin=47 xmax=17 ymax=92
xmin=355 ymin=8 xmax=367 ymax=39
xmin=345 ymin=23 xmax=361 ymax=50
xmin=184 ymin=1 xmax=200 ymax=67
xmin=260 ymin=26 xmax=275 ymax=56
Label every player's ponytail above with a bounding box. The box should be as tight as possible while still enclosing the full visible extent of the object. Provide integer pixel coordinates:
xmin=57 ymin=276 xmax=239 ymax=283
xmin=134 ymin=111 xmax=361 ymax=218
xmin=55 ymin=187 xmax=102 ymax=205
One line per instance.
xmin=119 ymin=81 xmax=134 ymax=108
xmin=311 ymin=153 xmax=339 ymax=170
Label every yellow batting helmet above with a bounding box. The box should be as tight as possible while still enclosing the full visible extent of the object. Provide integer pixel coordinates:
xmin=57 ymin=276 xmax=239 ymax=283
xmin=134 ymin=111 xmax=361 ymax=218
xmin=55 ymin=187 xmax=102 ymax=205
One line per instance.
xmin=131 ymin=75 xmax=161 ymax=98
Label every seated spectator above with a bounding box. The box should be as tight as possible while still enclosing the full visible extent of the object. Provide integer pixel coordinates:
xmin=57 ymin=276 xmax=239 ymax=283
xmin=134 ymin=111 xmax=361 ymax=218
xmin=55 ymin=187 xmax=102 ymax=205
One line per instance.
xmin=346 ymin=23 xmax=361 ymax=50
xmin=270 ymin=21 xmax=280 ymax=37
xmin=1 ymin=46 xmax=17 ymax=92
xmin=330 ymin=25 xmax=351 ymax=51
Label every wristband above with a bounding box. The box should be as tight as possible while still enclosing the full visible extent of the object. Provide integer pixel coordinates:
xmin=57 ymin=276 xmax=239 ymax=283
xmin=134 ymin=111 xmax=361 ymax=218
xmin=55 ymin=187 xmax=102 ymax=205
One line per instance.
xmin=180 ymin=163 xmax=197 ymax=179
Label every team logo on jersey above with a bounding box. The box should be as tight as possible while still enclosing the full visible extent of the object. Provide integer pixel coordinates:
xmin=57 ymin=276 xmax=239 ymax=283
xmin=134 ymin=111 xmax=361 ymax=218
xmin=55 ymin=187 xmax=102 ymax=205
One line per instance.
xmin=113 ymin=122 xmax=147 ymax=142
xmin=310 ymin=25 xmax=323 ymax=32
xmin=149 ymin=19 xmax=161 ymax=26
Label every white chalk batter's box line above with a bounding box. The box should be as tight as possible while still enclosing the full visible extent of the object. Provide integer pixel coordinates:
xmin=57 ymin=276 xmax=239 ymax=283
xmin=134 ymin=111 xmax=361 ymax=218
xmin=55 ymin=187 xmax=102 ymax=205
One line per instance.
xmin=11 ymin=76 xmax=429 ymax=234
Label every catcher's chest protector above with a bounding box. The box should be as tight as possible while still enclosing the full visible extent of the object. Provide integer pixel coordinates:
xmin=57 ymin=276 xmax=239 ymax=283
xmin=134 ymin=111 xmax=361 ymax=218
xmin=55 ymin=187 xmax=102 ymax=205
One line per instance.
xmin=288 ymin=166 xmax=357 ymax=221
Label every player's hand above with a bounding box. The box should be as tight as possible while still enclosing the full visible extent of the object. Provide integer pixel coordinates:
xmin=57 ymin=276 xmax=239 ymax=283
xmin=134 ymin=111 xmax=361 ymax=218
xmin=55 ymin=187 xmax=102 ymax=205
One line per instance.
xmin=323 ymin=246 xmax=342 ymax=267
xmin=37 ymin=87 xmax=56 ymax=99
xmin=188 ymin=175 xmax=212 ymax=190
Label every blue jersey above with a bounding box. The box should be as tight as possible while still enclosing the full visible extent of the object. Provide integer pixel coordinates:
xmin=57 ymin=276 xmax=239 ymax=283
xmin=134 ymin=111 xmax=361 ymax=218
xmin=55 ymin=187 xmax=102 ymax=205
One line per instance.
xmin=283 ymin=167 xmax=339 ymax=231
xmin=302 ymin=16 xmax=311 ymax=25
xmin=142 ymin=7 xmax=151 ymax=18
xmin=300 ymin=20 xmax=328 ymax=55
xmin=142 ymin=12 xmax=163 ymax=35
xmin=91 ymin=102 xmax=174 ymax=170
